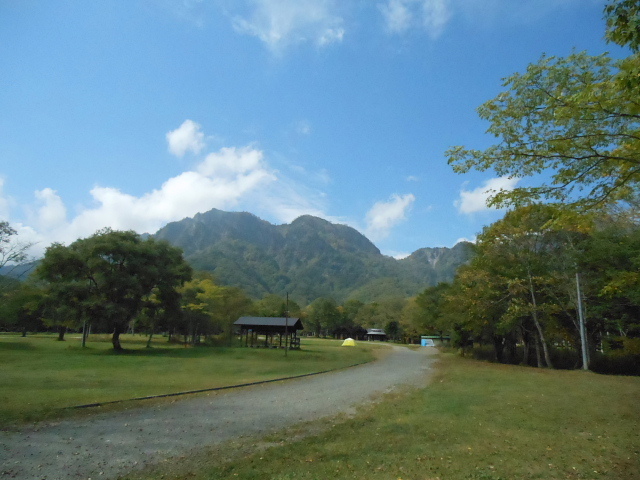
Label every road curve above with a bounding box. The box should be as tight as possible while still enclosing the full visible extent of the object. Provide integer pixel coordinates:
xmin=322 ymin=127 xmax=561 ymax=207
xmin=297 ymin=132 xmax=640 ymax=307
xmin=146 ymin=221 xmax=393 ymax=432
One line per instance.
xmin=0 ymin=345 xmax=437 ymax=480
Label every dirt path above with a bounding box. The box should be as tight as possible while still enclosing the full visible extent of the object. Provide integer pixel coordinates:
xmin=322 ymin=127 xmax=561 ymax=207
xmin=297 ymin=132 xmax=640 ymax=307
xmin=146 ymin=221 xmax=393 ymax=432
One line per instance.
xmin=0 ymin=346 xmax=437 ymax=480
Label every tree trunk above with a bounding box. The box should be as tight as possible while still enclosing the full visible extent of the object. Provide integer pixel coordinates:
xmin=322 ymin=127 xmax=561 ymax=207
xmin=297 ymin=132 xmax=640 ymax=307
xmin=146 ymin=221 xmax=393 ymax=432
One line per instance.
xmin=535 ymin=334 xmax=543 ymax=368
xmin=82 ymin=321 xmax=89 ymax=347
xmin=528 ymin=273 xmax=553 ymax=368
xmin=146 ymin=331 xmax=154 ymax=348
xmin=112 ymin=324 xmax=124 ymax=351
xmin=57 ymin=325 xmax=67 ymax=341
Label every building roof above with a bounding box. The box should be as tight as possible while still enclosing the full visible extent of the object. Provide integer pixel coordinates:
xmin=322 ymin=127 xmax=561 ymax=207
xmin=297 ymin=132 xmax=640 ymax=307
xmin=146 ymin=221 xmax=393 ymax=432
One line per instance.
xmin=366 ymin=328 xmax=386 ymax=335
xmin=234 ymin=316 xmax=303 ymax=330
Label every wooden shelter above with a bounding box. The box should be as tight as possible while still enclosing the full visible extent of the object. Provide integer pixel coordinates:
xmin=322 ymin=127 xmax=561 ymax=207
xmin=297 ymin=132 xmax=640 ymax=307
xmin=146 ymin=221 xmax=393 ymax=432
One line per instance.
xmin=365 ymin=328 xmax=387 ymax=341
xmin=234 ymin=316 xmax=303 ymax=349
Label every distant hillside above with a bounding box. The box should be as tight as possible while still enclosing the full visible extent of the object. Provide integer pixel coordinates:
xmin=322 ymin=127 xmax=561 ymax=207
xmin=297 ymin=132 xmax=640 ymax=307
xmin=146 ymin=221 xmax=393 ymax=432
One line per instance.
xmin=154 ymin=209 xmax=474 ymax=305
xmin=0 ymin=261 xmax=39 ymax=281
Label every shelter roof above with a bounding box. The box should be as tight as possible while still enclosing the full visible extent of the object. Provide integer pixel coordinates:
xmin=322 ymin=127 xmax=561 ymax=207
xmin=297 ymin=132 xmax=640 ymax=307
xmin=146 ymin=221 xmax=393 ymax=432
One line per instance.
xmin=234 ymin=316 xmax=303 ymax=329
xmin=366 ymin=328 xmax=386 ymax=335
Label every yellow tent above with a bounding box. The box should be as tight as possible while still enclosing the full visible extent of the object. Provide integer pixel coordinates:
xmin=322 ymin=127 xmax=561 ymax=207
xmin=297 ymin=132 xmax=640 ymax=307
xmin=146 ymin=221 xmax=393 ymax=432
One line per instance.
xmin=342 ymin=338 xmax=356 ymax=347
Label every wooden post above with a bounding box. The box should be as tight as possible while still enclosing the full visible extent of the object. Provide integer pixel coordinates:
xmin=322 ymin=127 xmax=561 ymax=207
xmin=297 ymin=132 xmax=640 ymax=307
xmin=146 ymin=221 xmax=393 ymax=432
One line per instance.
xmin=285 ymin=293 xmax=289 ymax=357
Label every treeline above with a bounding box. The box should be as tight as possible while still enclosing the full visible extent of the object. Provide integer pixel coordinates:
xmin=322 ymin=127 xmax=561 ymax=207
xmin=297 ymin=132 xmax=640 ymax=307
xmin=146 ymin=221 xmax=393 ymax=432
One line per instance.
xmin=1 ymin=208 xmax=639 ymax=375
xmin=418 ymin=205 xmax=640 ymax=375
xmin=0 ymin=226 xmax=426 ymax=349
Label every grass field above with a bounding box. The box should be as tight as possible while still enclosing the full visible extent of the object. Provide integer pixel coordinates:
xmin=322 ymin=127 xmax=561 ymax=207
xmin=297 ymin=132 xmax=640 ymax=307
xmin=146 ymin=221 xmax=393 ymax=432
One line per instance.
xmin=126 ymin=352 xmax=640 ymax=480
xmin=0 ymin=333 xmax=377 ymax=427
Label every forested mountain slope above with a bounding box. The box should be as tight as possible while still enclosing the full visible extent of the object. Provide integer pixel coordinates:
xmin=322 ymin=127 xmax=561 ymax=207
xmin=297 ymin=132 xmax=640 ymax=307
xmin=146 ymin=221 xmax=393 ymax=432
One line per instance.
xmin=154 ymin=209 xmax=473 ymax=304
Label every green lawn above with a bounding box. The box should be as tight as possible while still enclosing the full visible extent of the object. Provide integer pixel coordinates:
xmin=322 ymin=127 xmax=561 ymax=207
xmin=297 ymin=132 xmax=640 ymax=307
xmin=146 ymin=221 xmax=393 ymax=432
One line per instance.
xmin=0 ymin=333 xmax=378 ymax=427
xmin=127 ymin=353 xmax=640 ymax=480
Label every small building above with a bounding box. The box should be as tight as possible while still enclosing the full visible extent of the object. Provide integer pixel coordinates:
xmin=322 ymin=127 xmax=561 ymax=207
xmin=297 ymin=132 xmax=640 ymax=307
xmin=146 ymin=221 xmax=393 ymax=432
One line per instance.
xmin=234 ymin=316 xmax=303 ymax=349
xmin=365 ymin=328 xmax=387 ymax=341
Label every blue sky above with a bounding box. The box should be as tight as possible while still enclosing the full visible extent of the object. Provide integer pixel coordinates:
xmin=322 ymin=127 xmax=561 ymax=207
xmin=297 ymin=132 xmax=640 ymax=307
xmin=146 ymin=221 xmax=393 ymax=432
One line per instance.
xmin=0 ymin=0 xmax=618 ymax=258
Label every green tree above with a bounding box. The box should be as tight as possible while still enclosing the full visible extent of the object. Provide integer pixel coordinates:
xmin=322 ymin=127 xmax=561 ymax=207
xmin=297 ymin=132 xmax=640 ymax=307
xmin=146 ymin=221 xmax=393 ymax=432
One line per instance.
xmin=40 ymin=282 xmax=88 ymax=341
xmin=179 ymin=274 xmax=253 ymax=345
xmin=342 ymin=299 xmax=364 ymax=321
xmin=447 ymin=50 xmax=640 ymax=210
xmin=254 ymin=294 xmax=300 ymax=318
xmin=333 ymin=299 xmax=365 ymax=339
xmin=34 ymin=242 xmax=96 ymax=345
xmin=581 ymin=217 xmax=640 ymax=343
xmin=138 ymin=285 xmax=184 ymax=347
xmin=37 ymin=229 xmax=192 ymax=350
xmin=384 ymin=320 xmax=401 ymax=342
xmin=414 ymin=283 xmax=453 ymax=336
xmin=210 ymin=286 xmax=253 ymax=345
xmin=445 ymin=260 xmax=518 ymax=360
xmin=399 ymin=297 xmax=422 ymax=343
xmin=605 ymin=0 xmax=640 ymax=51
xmin=354 ymin=298 xmax=406 ymax=333
xmin=306 ymin=297 xmax=340 ymax=337
xmin=449 ymin=204 xmax=600 ymax=367
xmin=179 ymin=274 xmax=222 ymax=344
xmin=0 ymin=281 xmax=45 ymax=336
xmin=477 ymin=206 xmax=574 ymax=367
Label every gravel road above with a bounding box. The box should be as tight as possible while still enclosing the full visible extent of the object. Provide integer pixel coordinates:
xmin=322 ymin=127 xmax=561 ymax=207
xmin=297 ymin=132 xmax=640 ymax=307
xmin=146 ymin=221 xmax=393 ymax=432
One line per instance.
xmin=0 ymin=345 xmax=437 ymax=480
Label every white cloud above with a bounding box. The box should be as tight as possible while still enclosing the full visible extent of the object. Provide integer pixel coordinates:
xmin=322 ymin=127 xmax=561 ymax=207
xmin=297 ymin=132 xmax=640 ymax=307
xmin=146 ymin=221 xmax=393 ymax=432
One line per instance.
xmin=3 ymin=121 xmax=339 ymax=257
xmin=421 ymin=0 xmax=450 ymax=37
xmin=62 ymin=145 xmax=276 ymax=240
xmin=380 ymin=0 xmax=412 ymax=33
xmin=455 ymin=236 xmax=476 ymax=245
xmin=0 ymin=183 xmax=45 ymax=259
xmin=166 ymin=119 xmax=205 ymax=157
xmin=5 ymin=144 xmax=279 ymax=257
xmin=389 ymin=250 xmax=412 ymax=259
xmin=365 ymin=193 xmax=415 ymax=239
xmin=379 ymin=0 xmax=451 ymax=38
xmin=232 ymin=0 xmax=345 ymax=51
xmin=454 ymin=176 xmax=519 ymax=214
xmin=317 ymin=27 xmax=344 ymax=46
xmin=30 ymin=188 xmax=67 ymax=232
xmin=197 ymin=146 xmax=264 ymax=177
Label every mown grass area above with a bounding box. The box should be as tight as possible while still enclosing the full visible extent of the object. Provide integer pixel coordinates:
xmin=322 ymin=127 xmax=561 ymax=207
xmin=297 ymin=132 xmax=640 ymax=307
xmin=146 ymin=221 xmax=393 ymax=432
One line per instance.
xmin=129 ymin=353 xmax=640 ymax=480
xmin=0 ymin=334 xmax=377 ymax=427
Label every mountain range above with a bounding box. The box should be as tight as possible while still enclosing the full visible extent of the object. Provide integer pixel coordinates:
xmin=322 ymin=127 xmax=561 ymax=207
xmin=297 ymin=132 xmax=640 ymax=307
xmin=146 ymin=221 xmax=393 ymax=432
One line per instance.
xmin=154 ymin=209 xmax=473 ymax=304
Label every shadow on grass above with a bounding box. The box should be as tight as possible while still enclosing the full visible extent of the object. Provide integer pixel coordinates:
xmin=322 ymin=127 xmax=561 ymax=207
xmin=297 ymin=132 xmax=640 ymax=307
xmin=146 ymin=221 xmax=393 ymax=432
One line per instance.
xmin=85 ymin=345 xmax=231 ymax=358
xmin=0 ymin=341 xmax=36 ymax=351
